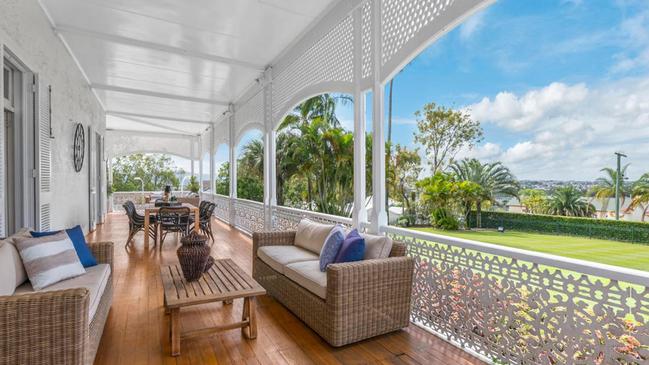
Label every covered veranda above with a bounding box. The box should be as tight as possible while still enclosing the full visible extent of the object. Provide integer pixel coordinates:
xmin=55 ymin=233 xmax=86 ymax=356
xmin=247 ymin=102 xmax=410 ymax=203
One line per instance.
xmin=88 ymin=213 xmax=484 ymax=365
xmin=2 ymin=0 xmax=649 ymax=364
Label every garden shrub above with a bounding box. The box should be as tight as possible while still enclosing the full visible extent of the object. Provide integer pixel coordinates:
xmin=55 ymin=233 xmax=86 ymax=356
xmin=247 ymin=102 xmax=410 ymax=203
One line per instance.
xmin=431 ymin=208 xmax=459 ymax=230
xmin=468 ymin=211 xmax=649 ymax=244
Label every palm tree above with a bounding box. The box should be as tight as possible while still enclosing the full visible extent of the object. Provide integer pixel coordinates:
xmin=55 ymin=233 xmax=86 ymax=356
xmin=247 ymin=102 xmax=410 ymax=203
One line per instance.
xmin=546 ymin=186 xmax=595 ymax=217
xmin=628 ymin=173 xmax=649 ymax=222
xmin=449 ymin=158 xmax=519 ymax=228
xmin=590 ymin=165 xmax=630 ymax=211
xmin=238 ymin=139 xmax=264 ymax=179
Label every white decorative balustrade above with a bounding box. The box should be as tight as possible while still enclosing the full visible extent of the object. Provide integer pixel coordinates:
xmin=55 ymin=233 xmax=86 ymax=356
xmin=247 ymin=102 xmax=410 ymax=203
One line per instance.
xmin=232 ymin=198 xmax=265 ymax=234
xmin=210 ymin=194 xmax=230 ymax=224
xmin=272 ymin=205 xmax=353 ymax=231
xmin=383 ymin=225 xmax=649 ymax=364
xmin=197 ymin=196 xmax=649 ymax=363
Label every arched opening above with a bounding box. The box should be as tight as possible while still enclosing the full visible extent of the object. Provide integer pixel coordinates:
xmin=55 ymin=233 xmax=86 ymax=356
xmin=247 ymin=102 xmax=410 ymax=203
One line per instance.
xmin=214 ymin=143 xmax=229 ymax=196
xmin=109 ymin=153 xmax=193 ymax=209
xmin=275 ymin=93 xmax=358 ymax=216
xmin=236 ymin=129 xmax=264 ymax=202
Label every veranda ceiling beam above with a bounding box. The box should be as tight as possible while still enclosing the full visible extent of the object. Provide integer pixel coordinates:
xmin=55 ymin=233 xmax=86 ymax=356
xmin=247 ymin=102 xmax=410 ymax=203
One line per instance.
xmin=106 ymin=128 xmax=197 ymax=138
xmin=92 ymin=83 xmax=229 ymax=106
xmin=55 ymin=24 xmax=266 ymax=71
xmin=106 ymin=111 xmax=212 ymax=125
xmin=109 ymin=115 xmax=195 ymax=135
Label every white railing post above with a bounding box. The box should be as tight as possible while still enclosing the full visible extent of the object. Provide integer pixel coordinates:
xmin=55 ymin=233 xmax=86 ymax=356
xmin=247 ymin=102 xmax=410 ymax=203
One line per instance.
xmin=228 ymin=104 xmax=237 ymax=225
xmin=263 ymin=68 xmax=276 ymax=230
xmin=352 ymin=7 xmax=367 ymax=230
xmin=370 ymin=0 xmax=387 ymax=234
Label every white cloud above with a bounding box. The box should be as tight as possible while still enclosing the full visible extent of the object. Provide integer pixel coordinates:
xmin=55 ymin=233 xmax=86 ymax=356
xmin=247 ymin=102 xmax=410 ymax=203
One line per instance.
xmin=461 ymin=76 xmax=649 ymax=180
xmin=611 ymin=10 xmax=649 ymax=74
xmin=468 ymin=82 xmax=588 ymax=131
xmin=456 ymin=142 xmax=502 ymax=161
xmin=459 ymin=10 xmax=486 ymax=41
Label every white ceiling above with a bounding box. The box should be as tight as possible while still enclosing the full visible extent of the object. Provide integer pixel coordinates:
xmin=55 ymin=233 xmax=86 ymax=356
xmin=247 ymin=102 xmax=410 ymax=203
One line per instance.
xmin=40 ymin=0 xmax=337 ymax=135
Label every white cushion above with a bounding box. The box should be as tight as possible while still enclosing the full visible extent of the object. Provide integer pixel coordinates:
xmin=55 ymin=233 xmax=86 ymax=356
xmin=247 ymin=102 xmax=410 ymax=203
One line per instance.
xmin=14 ymin=231 xmax=86 ymax=290
xmin=361 ymin=233 xmax=393 ymax=260
xmin=15 ymin=264 xmax=111 ymax=320
xmin=257 ymin=245 xmax=319 ymax=274
xmin=284 ymin=260 xmax=327 ymax=299
xmin=0 ymin=229 xmax=34 ymax=295
xmin=294 ymin=219 xmax=334 ymax=254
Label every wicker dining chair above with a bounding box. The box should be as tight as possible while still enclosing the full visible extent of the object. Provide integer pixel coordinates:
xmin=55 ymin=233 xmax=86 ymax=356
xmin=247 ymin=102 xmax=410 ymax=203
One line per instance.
xmin=123 ymin=201 xmax=158 ymax=248
xmin=190 ymin=202 xmax=216 ymax=242
xmin=158 ymin=206 xmax=191 ymax=248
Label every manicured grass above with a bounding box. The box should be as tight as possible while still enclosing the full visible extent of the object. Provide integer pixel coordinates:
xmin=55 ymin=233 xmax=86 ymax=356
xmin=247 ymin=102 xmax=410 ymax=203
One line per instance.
xmin=410 ymin=227 xmax=649 ymax=271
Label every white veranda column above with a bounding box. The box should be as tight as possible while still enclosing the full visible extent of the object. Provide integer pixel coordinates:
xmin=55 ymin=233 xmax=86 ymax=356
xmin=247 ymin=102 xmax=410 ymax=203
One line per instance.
xmin=263 ymin=129 xmax=277 ymax=229
xmin=352 ymin=7 xmax=367 ymax=229
xmin=209 ymin=125 xmax=215 ymax=196
xmin=228 ymin=106 xmax=237 ymax=225
xmin=370 ymin=0 xmax=387 ymax=233
xmin=190 ymin=139 xmax=195 ymax=178
xmin=198 ymin=135 xmax=204 ymax=193
xmin=262 ymin=69 xmax=276 ymax=230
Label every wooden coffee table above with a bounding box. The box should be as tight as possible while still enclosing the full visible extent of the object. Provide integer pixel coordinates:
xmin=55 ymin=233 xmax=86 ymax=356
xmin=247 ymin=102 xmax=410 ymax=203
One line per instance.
xmin=160 ymin=259 xmax=266 ymax=356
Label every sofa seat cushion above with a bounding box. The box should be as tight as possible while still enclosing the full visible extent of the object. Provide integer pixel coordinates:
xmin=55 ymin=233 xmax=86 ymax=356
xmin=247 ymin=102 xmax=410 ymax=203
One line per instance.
xmin=294 ymin=219 xmax=334 ymax=254
xmin=284 ymin=260 xmax=327 ymax=299
xmin=14 ymin=264 xmax=111 ymax=320
xmin=257 ymin=245 xmax=319 ymax=274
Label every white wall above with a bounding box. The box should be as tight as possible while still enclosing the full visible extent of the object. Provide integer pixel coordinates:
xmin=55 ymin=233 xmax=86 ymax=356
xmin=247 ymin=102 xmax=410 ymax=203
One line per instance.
xmin=0 ymin=0 xmax=106 ymax=234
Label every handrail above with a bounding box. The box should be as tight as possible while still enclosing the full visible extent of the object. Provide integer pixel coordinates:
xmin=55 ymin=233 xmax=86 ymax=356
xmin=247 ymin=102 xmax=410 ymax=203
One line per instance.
xmin=233 ymin=197 xmax=264 ymax=206
xmin=382 ymin=225 xmax=649 ymax=287
xmin=274 ymin=205 xmax=353 ymax=224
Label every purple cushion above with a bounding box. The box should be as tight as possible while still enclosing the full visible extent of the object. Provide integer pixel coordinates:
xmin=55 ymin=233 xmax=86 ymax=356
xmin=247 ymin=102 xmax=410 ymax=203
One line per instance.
xmin=334 ymin=229 xmax=365 ymax=264
xmin=319 ymin=225 xmax=345 ymax=272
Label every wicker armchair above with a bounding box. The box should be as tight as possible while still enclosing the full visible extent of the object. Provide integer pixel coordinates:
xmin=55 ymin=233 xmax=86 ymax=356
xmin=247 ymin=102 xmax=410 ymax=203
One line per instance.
xmin=252 ymin=231 xmax=413 ymax=347
xmin=0 ymin=241 xmax=114 ymax=365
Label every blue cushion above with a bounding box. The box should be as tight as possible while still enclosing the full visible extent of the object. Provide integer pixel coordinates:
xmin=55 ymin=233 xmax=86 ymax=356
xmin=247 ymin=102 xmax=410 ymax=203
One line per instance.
xmin=319 ymin=225 xmax=345 ymax=272
xmin=334 ymin=229 xmax=365 ymax=264
xmin=31 ymin=225 xmax=97 ymax=267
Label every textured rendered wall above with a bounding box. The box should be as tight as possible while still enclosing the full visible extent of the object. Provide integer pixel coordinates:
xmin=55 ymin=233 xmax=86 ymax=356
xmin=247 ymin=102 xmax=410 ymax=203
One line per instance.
xmin=0 ymin=0 xmax=106 ymax=233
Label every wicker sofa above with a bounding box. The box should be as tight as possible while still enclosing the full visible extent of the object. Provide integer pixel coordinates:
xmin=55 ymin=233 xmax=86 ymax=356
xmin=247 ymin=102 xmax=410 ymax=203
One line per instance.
xmin=252 ymin=226 xmax=414 ymax=347
xmin=0 ymin=236 xmax=114 ymax=365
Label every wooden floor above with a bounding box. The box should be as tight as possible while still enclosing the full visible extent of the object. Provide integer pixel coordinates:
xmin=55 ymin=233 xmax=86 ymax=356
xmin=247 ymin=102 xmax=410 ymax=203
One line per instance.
xmin=89 ymin=213 xmax=486 ymax=365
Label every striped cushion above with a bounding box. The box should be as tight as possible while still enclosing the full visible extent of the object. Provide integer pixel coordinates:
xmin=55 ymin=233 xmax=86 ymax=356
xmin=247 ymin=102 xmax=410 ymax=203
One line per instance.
xmin=14 ymin=231 xmax=86 ymax=290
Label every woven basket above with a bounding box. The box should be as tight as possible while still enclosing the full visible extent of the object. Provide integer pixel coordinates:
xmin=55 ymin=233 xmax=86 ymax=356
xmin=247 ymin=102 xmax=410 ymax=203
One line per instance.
xmin=177 ymin=232 xmax=210 ymax=281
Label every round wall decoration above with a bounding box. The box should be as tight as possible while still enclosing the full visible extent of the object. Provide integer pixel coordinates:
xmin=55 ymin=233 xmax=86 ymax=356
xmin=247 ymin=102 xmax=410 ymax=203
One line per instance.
xmin=73 ymin=123 xmax=85 ymax=172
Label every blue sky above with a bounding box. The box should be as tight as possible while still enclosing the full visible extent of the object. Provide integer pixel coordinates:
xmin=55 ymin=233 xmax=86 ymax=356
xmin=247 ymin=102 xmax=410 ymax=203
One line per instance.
xmin=200 ymin=0 xmax=649 ymax=182
xmin=335 ymin=0 xmax=649 ymax=181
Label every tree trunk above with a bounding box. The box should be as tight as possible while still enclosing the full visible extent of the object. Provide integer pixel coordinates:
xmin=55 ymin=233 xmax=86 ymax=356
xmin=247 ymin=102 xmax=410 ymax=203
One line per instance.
xmin=386 ymin=79 xmax=394 ymax=223
xmin=307 ymin=177 xmax=313 ymax=210
xmin=476 ymin=201 xmax=482 ymax=228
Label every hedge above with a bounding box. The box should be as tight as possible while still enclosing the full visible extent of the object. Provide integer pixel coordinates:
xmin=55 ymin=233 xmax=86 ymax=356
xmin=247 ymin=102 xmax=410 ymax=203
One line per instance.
xmin=467 ymin=211 xmax=649 ymax=244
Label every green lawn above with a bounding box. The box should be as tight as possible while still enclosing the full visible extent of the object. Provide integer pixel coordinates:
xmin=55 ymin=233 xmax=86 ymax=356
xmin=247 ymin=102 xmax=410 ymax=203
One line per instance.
xmin=411 ymin=227 xmax=649 ymax=271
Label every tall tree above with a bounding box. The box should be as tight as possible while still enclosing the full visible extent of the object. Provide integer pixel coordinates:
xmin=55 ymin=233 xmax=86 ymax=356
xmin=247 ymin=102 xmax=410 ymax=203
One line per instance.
xmin=111 ymin=153 xmax=181 ymax=191
xmin=546 ymin=186 xmax=595 ymax=217
xmin=277 ymin=94 xmax=356 ymax=216
xmin=386 ymin=79 xmax=394 ymax=220
xmin=238 ymin=139 xmax=264 ymax=180
xmin=590 ymin=164 xmax=630 ymax=211
xmin=387 ymin=144 xmax=421 ymax=218
xmin=449 ymin=158 xmax=519 ymax=228
xmin=628 ymin=173 xmax=649 ymax=222
xmin=520 ymin=189 xmax=549 ymax=214
xmin=215 ymin=162 xmax=230 ymax=196
xmin=414 ymin=102 xmax=483 ymax=173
